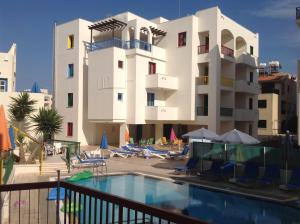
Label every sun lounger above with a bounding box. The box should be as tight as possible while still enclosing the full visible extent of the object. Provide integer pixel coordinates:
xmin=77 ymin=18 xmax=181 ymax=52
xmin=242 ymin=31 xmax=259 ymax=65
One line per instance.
xmin=110 ymin=148 xmax=136 ymax=158
xmin=83 ymin=151 xmax=108 ymax=160
xmin=168 ymin=145 xmax=190 ymax=159
xmin=200 ymin=160 xmax=234 ymax=180
xmin=257 ymin=165 xmax=280 ymax=186
xmin=72 ymin=154 xmax=107 ymax=172
xmin=121 ymin=145 xmax=143 ymax=154
xmin=280 ymin=168 xmax=300 ymax=191
xmin=144 ymin=146 xmax=169 ymax=159
xmin=175 ymin=157 xmax=199 ymax=174
xmin=235 ymin=162 xmax=259 ymax=185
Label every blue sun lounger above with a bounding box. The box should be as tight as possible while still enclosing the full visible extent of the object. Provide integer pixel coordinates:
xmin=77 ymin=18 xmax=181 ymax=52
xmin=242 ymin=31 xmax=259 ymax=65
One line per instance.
xmin=110 ymin=148 xmax=136 ymax=158
xmin=257 ymin=165 xmax=280 ymax=186
xmin=144 ymin=146 xmax=169 ymax=159
xmin=175 ymin=157 xmax=199 ymax=174
xmin=280 ymin=168 xmax=300 ymax=191
xmin=201 ymin=160 xmax=234 ymax=179
xmin=168 ymin=145 xmax=190 ymax=159
xmin=235 ymin=162 xmax=259 ymax=184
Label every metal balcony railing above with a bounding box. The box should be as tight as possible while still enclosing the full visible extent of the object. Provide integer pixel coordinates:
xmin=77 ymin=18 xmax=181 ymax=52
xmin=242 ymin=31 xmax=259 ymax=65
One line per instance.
xmin=198 ymin=45 xmax=209 ymax=54
xmin=196 ymin=106 xmax=208 ymax=116
xmin=221 ymin=45 xmax=234 ymax=57
xmin=197 ymin=75 xmax=209 ymax=85
xmin=90 ymin=38 xmax=152 ymax=52
xmin=0 ymin=172 xmax=206 ymax=224
xmin=297 ymin=7 xmax=300 ymax=20
xmin=221 ymin=76 xmax=234 ymax=88
xmin=220 ymin=107 xmax=233 ymax=117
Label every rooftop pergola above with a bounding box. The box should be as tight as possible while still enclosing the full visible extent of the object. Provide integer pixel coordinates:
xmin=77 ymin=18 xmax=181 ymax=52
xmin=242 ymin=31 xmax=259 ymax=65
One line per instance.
xmin=88 ymin=18 xmax=127 ymax=43
xmin=150 ymin=26 xmax=167 ymax=37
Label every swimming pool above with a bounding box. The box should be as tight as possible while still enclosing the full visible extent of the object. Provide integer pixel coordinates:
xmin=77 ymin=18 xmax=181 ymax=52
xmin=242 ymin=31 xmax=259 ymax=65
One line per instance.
xmin=75 ymin=174 xmax=300 ymax=223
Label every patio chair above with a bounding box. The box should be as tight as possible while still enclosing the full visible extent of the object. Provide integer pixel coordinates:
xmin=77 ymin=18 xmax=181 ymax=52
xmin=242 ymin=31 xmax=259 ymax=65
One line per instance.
xmin=129 ymin=138 xmax=135 ymax=145
xmin=200 ymin=160 xmax=234 ymax=180
xmin=144 ymin=146 xmax=169 ymax=159
xmin=167 ymin=145 xmax=190 ymax=160
xmin=140 ymin=139 xmax=146 ymax=146
xmin=174 ymin=157 xmax=199 ymax=174
xmin=53 ymin=142 xmax=62 ymax=154
xmin=235 ymin=162 xmax=259 ymax=184
xmin=160 ymin=137 xmax=168 ymax=145
xmin=72 ymin=154 xmax=107 ymax=171
xmin=280 ymin=168 xmax=300 ymax=191
xmin=257 ymin=165 xmax=280 ymax=186
xmin=44 ymin=144 xmax=55 ymax=156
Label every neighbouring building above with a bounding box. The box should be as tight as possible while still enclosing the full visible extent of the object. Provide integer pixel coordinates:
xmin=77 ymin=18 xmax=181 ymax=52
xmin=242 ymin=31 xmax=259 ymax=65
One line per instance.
xmin=54 ymin=6 xmax=259 ymax=146
xmin=0 ymin=44 xmax=52 ymax=118
xmin=258 ymin=62 xmax=297 ymax=137
xmin=296 ymin=7 xmax=300 ymax=145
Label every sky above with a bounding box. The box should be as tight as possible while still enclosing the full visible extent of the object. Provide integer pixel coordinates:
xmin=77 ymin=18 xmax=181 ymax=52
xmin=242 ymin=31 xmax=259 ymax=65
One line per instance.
xmin=0 ymin=0 xmax=299 ymax=92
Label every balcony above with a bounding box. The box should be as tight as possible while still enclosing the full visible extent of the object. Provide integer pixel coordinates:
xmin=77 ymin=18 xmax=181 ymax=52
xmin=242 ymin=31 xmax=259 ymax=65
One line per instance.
xmin=196 ymin=75 xmax=209 ymax=85
xmin=90 ymin=38 xmax=152 ymax=52
xmin=196 ymin=106 xmax=208 ymax=116
xmin=221 ymin=45 xmax=234 ymax=57
xmin=145 ymin=74 xmax=178 ymax=91
xmin=235 ymin=80 xmax=259 ymax=94
xmin=220 ymin=107 xmax=233 ymax=117
xmin=235 ymin=109 xmax=258 ymax=121
xmin=236 ymin=53 xmax=258 ymax=68
xmin=261 ymin=88 xmax=280 ymax=95
xmin=145 ymin=106 xmax=178 ymax=120
xmin=297 ymin=7 xmax=300 ymax=26
xmin=221 ymin=76 xmax=234 ymax=89
xmin=198 ymin=45 xmax=209 ymax=54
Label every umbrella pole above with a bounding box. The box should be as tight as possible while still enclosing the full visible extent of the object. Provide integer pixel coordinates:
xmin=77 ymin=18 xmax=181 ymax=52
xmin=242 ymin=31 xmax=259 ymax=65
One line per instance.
xmin=285 ymin=160 xmax=288 ymax=185
xmin=0 ymin=159 xmax=3 ymax=185
xmin=263 ymin=147 xmax=266 ymax=169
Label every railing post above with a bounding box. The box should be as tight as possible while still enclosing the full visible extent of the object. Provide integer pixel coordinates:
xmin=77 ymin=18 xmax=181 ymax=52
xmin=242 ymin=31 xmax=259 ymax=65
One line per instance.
xmin=118 ymin=205 xmax=123 ymax=224
xmin=56 ymin=170 xmax=60 ymax=224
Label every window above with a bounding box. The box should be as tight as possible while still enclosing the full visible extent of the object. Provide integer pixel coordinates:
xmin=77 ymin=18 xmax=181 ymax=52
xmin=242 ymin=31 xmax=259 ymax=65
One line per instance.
xmin=118 ymin=60 xmax=123 ymax=69
xmin=250 ymin=46 xmax=253 ymax=55
xmin=117 ymin=93 xmax=123 ymax=101
xmin=68 ymin=93 xmax=73 ymax=107
xmin=258 ymin=100 xmax=267 ymax=108
xmin=147 ymin=93 xmax=155 ymax=106
xmin=249 ymin=98 xmax=253 ymax=110
xmin=149 ymin=62 xmax=156 ymax=74
xmin=67 ymin=35 xmax=74 ymax=49
xmin=178 ymin=32 xmax=186 ymax=47
xmin=67 ymin=122 xmax=73 ymax=136
xmin=68 ymin=64 xmax=74 ymax=78
xmin=258 ymin=120 xmax=267 ymax=128
xmin=249 ymin=72 xmax=253 ymax=83
xmin=0 ymin=78 xmax=7 ymax=92
xmin=249 ymin=124 xmax=253 ymax=136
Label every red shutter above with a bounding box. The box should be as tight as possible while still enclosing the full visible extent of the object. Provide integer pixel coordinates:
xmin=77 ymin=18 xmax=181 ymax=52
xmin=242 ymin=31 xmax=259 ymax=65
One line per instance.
xmin=67 ymin=123 xmax=73 ymax=136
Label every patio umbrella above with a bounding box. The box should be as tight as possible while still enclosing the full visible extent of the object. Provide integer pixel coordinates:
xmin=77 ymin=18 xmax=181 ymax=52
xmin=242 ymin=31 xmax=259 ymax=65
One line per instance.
xmin=219 ymin=129 xmax=260 ymax=145
xmin=125 ymin=126 xmax=130 ymax=144
xmin=100 ymin=132 xmax=108 ymax=149
xmin=0 ymin=105 xmax=11 ymax=152
xmin=31 ymin=81 xmax=41 ymax=93
xmin=170 ymin=128 xmax=177 ymax=142
xmin=182 ymin=128 xmax=220 ymax=141
xmin=8 ymin=126 xmax=16 ymax=150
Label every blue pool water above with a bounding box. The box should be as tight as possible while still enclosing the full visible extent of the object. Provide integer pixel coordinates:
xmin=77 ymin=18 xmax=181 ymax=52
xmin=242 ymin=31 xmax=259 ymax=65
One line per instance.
xmin=75 ymin=174 xmax=300 ymax=223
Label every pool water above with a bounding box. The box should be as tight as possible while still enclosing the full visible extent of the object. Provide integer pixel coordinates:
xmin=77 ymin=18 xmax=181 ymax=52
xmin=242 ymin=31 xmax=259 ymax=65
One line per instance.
xmin=75 ymin=174 xmax=300 ymax=223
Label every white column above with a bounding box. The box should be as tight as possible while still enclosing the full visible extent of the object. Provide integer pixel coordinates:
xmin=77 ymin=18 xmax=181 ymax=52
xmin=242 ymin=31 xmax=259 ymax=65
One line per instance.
xmin=119 ymin=123 xmax=128 ymax=147
xmin=155 ymin=124 xmax=163 ymax=144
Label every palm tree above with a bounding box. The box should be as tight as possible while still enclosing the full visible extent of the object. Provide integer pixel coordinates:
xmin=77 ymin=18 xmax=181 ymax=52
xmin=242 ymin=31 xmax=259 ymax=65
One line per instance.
xmin=31 ymin=108 xmax=63 ymax=142
xmin=8 ymin=92 xmax=37 ymax=162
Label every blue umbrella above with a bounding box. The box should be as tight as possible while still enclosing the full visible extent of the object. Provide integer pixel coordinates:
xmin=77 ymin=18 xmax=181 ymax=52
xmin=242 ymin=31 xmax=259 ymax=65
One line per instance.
xmin=31 ymin=81 xmax=41 ymax=93
xmin=100 ymin=132 xmax=108 ymax=149
xmin=8 ymin=127 xmax=16 ymax=149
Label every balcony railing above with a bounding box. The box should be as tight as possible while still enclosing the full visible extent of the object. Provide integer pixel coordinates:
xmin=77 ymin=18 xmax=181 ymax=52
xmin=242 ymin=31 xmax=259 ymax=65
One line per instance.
xmin=196 ymin=106 xmax=208 ymax=116
xmin=261 ymin=88 xmax=280 ymax=95
xmin=220 ymin=107 xmax=233 ymax=117
xmin=0 ymin=174 xmax=206 ymax=224
xmin=197 ymin=75 xmax=209 ymax=85
xmin=221 ymin=76 xmax=234 ymax=88
xmin=221 ymin=45 xmax=234 ymax=57
xmin=90 ymin=38 xmax=152 ymax=52
xmin=198 ymin=45 xmax=209 ymax=54
xmin=297 ymin=7 xmax=300 ymax=20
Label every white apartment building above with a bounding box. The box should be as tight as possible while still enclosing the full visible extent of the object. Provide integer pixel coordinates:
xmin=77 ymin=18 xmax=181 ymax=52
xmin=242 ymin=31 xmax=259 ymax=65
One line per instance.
xmin=0 ymin=44 xmax=16 ymax=93
xmin=54 ymin=6 xmax=259 ymax=146
xmin=0 ymin=44 xmax=52 ymax=118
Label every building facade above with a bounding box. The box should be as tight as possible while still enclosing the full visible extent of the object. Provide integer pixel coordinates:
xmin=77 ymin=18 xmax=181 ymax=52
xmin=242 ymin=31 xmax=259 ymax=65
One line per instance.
xmin=54 ymin=7 xmax=259 ymax=146
xmin=258 ymin=64 xmax=297 ymax=136
xmin=0 ymin=44 xmax=16 ymax=93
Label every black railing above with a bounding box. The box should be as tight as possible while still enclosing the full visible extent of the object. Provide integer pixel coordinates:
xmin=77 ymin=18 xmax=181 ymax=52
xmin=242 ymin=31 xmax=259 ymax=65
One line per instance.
xmin=0 ymin=174 xmax=206 ymax=224
xmin=261 ymin=88 xmax=280 ymax=95
xmin=296 ymin=7 xmax=300 ymax=20
xmin=196 ymin=106 xmax=208 ymax=116
xmin=220 ymin=107 xmax=233 ymax=117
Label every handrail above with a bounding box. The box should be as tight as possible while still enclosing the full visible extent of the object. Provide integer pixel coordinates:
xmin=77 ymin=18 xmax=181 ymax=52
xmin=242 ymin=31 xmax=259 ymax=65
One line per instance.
xmin=221 ymin=45 xmax=234 ymax=57
xmin=197 ymin=75 xmax=209 ymax=85
xmin=198 ymin=45 xmax=209 ymax=54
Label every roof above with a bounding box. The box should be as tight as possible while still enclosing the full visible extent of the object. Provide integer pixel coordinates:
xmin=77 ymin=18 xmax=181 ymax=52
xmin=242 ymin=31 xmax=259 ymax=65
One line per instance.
xmin=258 ymin=73 xmax=290 ymax=83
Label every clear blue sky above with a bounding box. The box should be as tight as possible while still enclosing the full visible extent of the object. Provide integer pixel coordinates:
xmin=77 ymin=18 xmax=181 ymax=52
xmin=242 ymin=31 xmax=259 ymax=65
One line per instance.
xmin=0 ymin=0 xmax=299 ymax=92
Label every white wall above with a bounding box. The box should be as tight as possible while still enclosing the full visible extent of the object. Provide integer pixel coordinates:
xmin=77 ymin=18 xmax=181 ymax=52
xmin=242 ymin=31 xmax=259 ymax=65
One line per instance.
xmin=0 ymin=44 xmax=17 ymax=92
